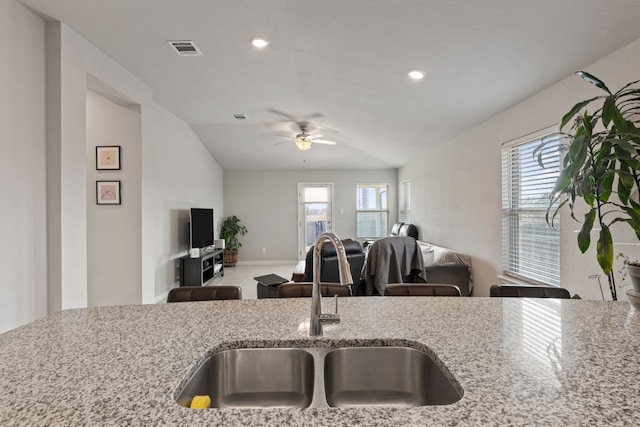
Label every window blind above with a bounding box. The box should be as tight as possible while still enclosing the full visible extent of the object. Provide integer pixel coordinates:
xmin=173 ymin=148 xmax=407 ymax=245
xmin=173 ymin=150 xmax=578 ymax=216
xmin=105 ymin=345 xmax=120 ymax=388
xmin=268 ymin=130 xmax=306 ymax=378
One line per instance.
xmin=501 ymin=134 xmax=561 ymax=286
xmin=356 ymin=184 xmax=388 ymax=238
xmin=399 ymin=180 xmax=411 ymax=223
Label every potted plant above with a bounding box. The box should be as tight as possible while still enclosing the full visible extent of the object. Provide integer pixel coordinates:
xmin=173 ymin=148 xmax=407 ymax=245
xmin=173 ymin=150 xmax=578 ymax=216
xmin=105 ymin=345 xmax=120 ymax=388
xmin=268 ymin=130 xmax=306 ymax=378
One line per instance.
xmin=535 ymin=71 xmax=640 ymax=301
xmin=220 ymin=215 xmax=248 ymax=266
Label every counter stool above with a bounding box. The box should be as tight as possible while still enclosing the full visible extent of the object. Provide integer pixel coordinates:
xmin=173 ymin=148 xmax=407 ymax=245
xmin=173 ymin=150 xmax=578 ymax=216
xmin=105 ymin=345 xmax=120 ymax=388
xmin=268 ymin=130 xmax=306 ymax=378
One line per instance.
xmin=384 ymin=283 xmax=461 ymax=296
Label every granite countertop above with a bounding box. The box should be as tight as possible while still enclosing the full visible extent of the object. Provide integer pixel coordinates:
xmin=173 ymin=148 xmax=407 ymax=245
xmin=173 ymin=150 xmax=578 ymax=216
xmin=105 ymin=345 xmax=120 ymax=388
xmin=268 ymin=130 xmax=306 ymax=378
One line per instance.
xmin=1 ymin=297 xmax=639 ymax=426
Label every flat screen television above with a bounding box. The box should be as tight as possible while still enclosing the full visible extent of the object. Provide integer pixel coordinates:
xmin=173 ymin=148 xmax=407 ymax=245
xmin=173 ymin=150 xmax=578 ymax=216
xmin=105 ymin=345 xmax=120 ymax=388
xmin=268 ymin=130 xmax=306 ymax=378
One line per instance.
xmin=190 ymin=208 xmax=214 ymax=250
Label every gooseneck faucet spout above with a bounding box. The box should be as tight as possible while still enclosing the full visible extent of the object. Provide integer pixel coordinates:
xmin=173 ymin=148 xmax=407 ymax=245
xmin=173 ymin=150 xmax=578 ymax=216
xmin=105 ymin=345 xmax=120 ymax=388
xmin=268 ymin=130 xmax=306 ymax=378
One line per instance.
xmin=309 ymin=232 xmax=353 ymax=336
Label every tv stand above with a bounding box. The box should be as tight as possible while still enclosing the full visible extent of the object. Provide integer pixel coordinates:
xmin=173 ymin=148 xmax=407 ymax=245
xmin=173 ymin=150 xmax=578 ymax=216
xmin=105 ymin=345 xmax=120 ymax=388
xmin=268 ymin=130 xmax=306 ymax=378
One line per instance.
xmin=180 ymin=249 xmax=224 ymax=286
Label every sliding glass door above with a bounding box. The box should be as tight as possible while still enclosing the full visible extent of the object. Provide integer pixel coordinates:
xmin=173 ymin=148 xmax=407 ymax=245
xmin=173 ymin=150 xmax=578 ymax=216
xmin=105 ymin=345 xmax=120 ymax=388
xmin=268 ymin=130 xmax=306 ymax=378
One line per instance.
xmin=298 ymin=183 xmax=333 ymax=259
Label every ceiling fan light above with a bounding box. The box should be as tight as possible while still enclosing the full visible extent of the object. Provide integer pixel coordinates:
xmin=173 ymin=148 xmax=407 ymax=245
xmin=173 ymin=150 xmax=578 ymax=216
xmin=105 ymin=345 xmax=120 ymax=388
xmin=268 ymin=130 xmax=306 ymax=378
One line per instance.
xmin=296 ymin=139 xmax=312 ymax=151
xmin=408 ymin=69 xmax=425 ymax=80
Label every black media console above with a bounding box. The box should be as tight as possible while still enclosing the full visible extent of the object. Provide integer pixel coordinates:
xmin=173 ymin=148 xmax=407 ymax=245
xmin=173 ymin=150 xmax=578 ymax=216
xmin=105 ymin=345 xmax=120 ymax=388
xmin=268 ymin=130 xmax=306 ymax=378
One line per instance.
xmin=180 ymin=249 xmax=224 ymax=286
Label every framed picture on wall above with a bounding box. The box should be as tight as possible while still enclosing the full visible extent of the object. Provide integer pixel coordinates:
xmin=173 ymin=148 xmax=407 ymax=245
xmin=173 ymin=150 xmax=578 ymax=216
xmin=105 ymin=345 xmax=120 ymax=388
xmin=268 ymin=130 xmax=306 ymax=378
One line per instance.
xmin=96 ymin=145 xmax=121 ymax=170
xmin=96 ymin=181 xmax=121 ymax=205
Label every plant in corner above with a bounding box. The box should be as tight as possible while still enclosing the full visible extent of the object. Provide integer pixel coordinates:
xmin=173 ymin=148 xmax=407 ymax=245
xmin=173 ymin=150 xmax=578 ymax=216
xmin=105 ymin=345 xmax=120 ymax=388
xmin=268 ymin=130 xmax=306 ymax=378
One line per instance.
xmin=220 ymin=215 xmax=248 ymax=266
xmin=535 ymin=71 xmax=640 ymax=301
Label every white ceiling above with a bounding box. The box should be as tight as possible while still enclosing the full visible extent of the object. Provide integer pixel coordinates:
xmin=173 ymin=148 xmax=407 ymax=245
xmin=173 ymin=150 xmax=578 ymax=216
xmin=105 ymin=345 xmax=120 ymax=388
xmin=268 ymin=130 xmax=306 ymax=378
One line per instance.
xmin=20 ymin=0 xmax=640 ymax=171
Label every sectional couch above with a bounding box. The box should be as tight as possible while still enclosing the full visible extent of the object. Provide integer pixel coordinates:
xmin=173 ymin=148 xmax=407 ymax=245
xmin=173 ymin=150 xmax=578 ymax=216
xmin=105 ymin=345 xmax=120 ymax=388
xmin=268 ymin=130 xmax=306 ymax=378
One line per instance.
xmin=294 ymin=226 xmax=472 ymax=296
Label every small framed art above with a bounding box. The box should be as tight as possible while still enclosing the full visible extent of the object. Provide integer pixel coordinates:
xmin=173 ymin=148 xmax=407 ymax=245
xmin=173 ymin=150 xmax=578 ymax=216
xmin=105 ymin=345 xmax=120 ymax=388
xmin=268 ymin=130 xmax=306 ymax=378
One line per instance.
xmin=96 ymin=146 xmax=121 ymax=170
xmin=96 ymin=181 xmax=121 ymax=205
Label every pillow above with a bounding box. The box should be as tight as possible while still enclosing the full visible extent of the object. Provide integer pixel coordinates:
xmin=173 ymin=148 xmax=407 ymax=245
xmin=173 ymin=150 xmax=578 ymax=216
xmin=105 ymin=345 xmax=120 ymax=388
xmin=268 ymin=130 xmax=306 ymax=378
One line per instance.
xmin=390 ymin=222 xmax=404 ymax=236
xmin=418 ymin=241 xmax=435 ymax=266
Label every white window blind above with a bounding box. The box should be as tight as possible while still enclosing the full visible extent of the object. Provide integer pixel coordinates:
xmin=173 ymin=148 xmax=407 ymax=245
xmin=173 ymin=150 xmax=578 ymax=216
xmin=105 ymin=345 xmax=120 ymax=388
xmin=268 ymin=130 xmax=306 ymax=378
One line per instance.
xmin=501 ymin=133 xmax=561 ymax=286
xmin=399 ymin=180 xmax=410 ymax=223
xmin=356 ymin=184 xmax=388 ymax=238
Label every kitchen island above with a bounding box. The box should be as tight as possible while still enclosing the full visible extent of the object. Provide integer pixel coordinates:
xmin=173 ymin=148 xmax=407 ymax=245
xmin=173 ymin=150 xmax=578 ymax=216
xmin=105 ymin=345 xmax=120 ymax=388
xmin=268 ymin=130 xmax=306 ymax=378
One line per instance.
xmin=1 ymin=297 xmax=639 ymax=426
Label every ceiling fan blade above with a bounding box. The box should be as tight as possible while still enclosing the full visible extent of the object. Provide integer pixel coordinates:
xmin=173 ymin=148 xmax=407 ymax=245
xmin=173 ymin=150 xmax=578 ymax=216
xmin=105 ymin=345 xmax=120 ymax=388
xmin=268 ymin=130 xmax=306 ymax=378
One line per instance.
xmin=312 ymin=139 xmax=337 ymax=145
xmin=307 ymin=133 xmax=324 ymax=140
xmin=267 ymin=109 xmax=324 ymax=123
xmin=267 ymin=108 xmax=296 ymax=120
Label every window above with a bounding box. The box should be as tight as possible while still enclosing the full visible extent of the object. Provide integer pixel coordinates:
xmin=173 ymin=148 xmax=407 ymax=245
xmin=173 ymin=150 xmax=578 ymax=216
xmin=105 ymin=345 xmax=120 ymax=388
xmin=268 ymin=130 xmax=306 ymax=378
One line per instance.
xmin=356 ymin=184 xmax=388 ymax=238
xmin=399 ymin=180 xmax=410 ymax=223
xmin=501 ymin=133 xmax=561 ymax=286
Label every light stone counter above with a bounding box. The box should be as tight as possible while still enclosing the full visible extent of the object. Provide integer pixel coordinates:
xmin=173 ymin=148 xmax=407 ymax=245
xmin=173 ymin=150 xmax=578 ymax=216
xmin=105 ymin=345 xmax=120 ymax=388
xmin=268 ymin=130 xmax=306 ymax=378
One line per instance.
xmin=1 ymin=297 xmax=639 ymax=426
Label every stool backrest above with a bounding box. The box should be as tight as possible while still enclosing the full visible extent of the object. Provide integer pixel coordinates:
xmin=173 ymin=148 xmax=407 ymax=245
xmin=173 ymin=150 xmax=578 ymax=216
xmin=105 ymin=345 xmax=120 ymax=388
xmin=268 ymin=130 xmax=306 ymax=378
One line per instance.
xmin=167 ymin=286 xmax=242 ymax=302
xmin=489 ymin=284 xmax=570 ymax=299
xmin=384 ymin=283 xmax=461 ymax=296
xmin=277 ymin=282 xmax=352 ymax=298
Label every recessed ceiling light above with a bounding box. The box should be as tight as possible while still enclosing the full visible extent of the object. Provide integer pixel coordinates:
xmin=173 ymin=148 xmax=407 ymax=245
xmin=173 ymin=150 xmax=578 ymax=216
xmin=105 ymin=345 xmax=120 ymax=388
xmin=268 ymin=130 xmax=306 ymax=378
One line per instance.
xmin=251 ymin=36 xmax=269 ymax=48
xmin=408 ymin=69 xmax=425 ymax=80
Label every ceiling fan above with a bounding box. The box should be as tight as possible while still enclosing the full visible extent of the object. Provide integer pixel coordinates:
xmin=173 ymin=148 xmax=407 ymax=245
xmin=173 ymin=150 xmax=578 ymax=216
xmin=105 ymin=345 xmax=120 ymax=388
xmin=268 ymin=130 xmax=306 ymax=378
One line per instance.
xmin=283 ymin=124 xmax=337 ymax=152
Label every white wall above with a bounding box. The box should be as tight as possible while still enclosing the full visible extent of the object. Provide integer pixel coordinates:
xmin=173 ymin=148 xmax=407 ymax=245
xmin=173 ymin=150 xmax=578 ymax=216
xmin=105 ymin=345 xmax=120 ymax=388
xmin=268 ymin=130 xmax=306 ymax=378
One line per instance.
xmin=50 ymin=22 xmax=224 ymax=307
xmin=224 ymin=169 xmax=397 ymax=261
xmin=142 ymin=102 xmax=224 ymax=301
xmin=0 ymin=3 xmax=224 ymax=332
xmin=400 ymin=38 xmax=640 ymax=299
xmin=86 ymin=90 xmax=142 ymax=306
xmin=46 ymin=23 xmax=150 ymax=311
xmin=0 ymin=0 xmax=47 ymax=333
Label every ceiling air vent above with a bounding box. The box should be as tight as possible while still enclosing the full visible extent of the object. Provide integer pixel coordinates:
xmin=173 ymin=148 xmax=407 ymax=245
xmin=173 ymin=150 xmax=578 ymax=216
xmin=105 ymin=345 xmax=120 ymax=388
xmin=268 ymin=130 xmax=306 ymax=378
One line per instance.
xmin=233 ymin=113 xmax=248 ymax=120
xmin=168 ymin=40 xmax=202 ymax=56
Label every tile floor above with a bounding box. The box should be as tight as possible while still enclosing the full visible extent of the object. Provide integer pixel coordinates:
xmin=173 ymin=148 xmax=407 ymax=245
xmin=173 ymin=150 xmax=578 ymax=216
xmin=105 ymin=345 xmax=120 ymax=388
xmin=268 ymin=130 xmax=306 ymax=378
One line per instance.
xmin=208 ymin=263 xmax=298 ymax=299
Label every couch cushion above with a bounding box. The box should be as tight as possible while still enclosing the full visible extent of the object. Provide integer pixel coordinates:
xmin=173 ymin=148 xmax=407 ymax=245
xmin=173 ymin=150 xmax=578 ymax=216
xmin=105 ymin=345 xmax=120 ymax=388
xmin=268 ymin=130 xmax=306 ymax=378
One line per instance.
xmin=418 ymin=242 xmax=435 ymax=266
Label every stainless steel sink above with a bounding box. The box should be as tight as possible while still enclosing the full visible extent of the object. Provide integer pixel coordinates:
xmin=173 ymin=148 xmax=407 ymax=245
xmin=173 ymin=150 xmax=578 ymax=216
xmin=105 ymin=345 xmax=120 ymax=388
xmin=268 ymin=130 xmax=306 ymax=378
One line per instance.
xmin=175 ymin=348 xmax=315 ymax=408
xmin=323 ymin=346 xmax=463 ymax=407
xmin=174 ymin=343 xmax=462 ymax=409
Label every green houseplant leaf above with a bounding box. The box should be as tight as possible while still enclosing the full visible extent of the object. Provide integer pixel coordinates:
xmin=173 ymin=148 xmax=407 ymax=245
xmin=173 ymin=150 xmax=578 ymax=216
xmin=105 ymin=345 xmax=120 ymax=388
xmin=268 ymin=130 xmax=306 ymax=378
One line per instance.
xmin=577 ymin=71 xmax=611 ymax=94
xmin=560 ymin=97 xmax=602 ymax=130
xmin=602 ymin=95 xmax=616 ymax=127
xmin=578 ymin=209 xmax=596 ymax=253
xmin=596 ymin=226 xmax=614 ymax=275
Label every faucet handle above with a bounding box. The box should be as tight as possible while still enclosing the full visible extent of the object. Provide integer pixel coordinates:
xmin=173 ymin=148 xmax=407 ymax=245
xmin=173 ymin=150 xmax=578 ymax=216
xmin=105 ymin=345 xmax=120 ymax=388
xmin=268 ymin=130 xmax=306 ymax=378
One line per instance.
xmin=319 ymin=295 xmax=340 ymax=325
xmin=319 ymin=313 xmax=340 ymax=324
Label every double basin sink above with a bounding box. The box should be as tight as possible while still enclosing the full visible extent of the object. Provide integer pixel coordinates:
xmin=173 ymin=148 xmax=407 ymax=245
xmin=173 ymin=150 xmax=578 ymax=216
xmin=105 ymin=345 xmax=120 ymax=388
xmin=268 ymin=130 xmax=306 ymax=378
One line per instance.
xmin=174 ymin=342 xmax=463 ymax=409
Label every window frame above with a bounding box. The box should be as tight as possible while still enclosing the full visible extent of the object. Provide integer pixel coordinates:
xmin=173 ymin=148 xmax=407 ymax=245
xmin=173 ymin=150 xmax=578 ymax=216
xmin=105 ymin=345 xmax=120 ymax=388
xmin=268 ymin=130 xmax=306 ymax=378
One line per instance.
xmin=355 ymin=183 xmax=389 ymax=239
xmin=501 ymin=128 xmax=561 ymax=287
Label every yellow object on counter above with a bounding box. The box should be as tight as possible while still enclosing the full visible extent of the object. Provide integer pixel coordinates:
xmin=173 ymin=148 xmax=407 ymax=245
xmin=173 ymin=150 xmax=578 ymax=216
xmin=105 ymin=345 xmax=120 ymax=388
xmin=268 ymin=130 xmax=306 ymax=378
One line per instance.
xmin=189 ymin=395 xmax=211 ymax=409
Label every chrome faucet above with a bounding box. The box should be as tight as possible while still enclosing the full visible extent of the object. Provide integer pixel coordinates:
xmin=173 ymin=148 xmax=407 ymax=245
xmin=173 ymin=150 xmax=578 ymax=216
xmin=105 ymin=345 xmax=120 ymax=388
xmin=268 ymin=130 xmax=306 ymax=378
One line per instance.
xmin=309 ymin=232 xmax=353 ymax=336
